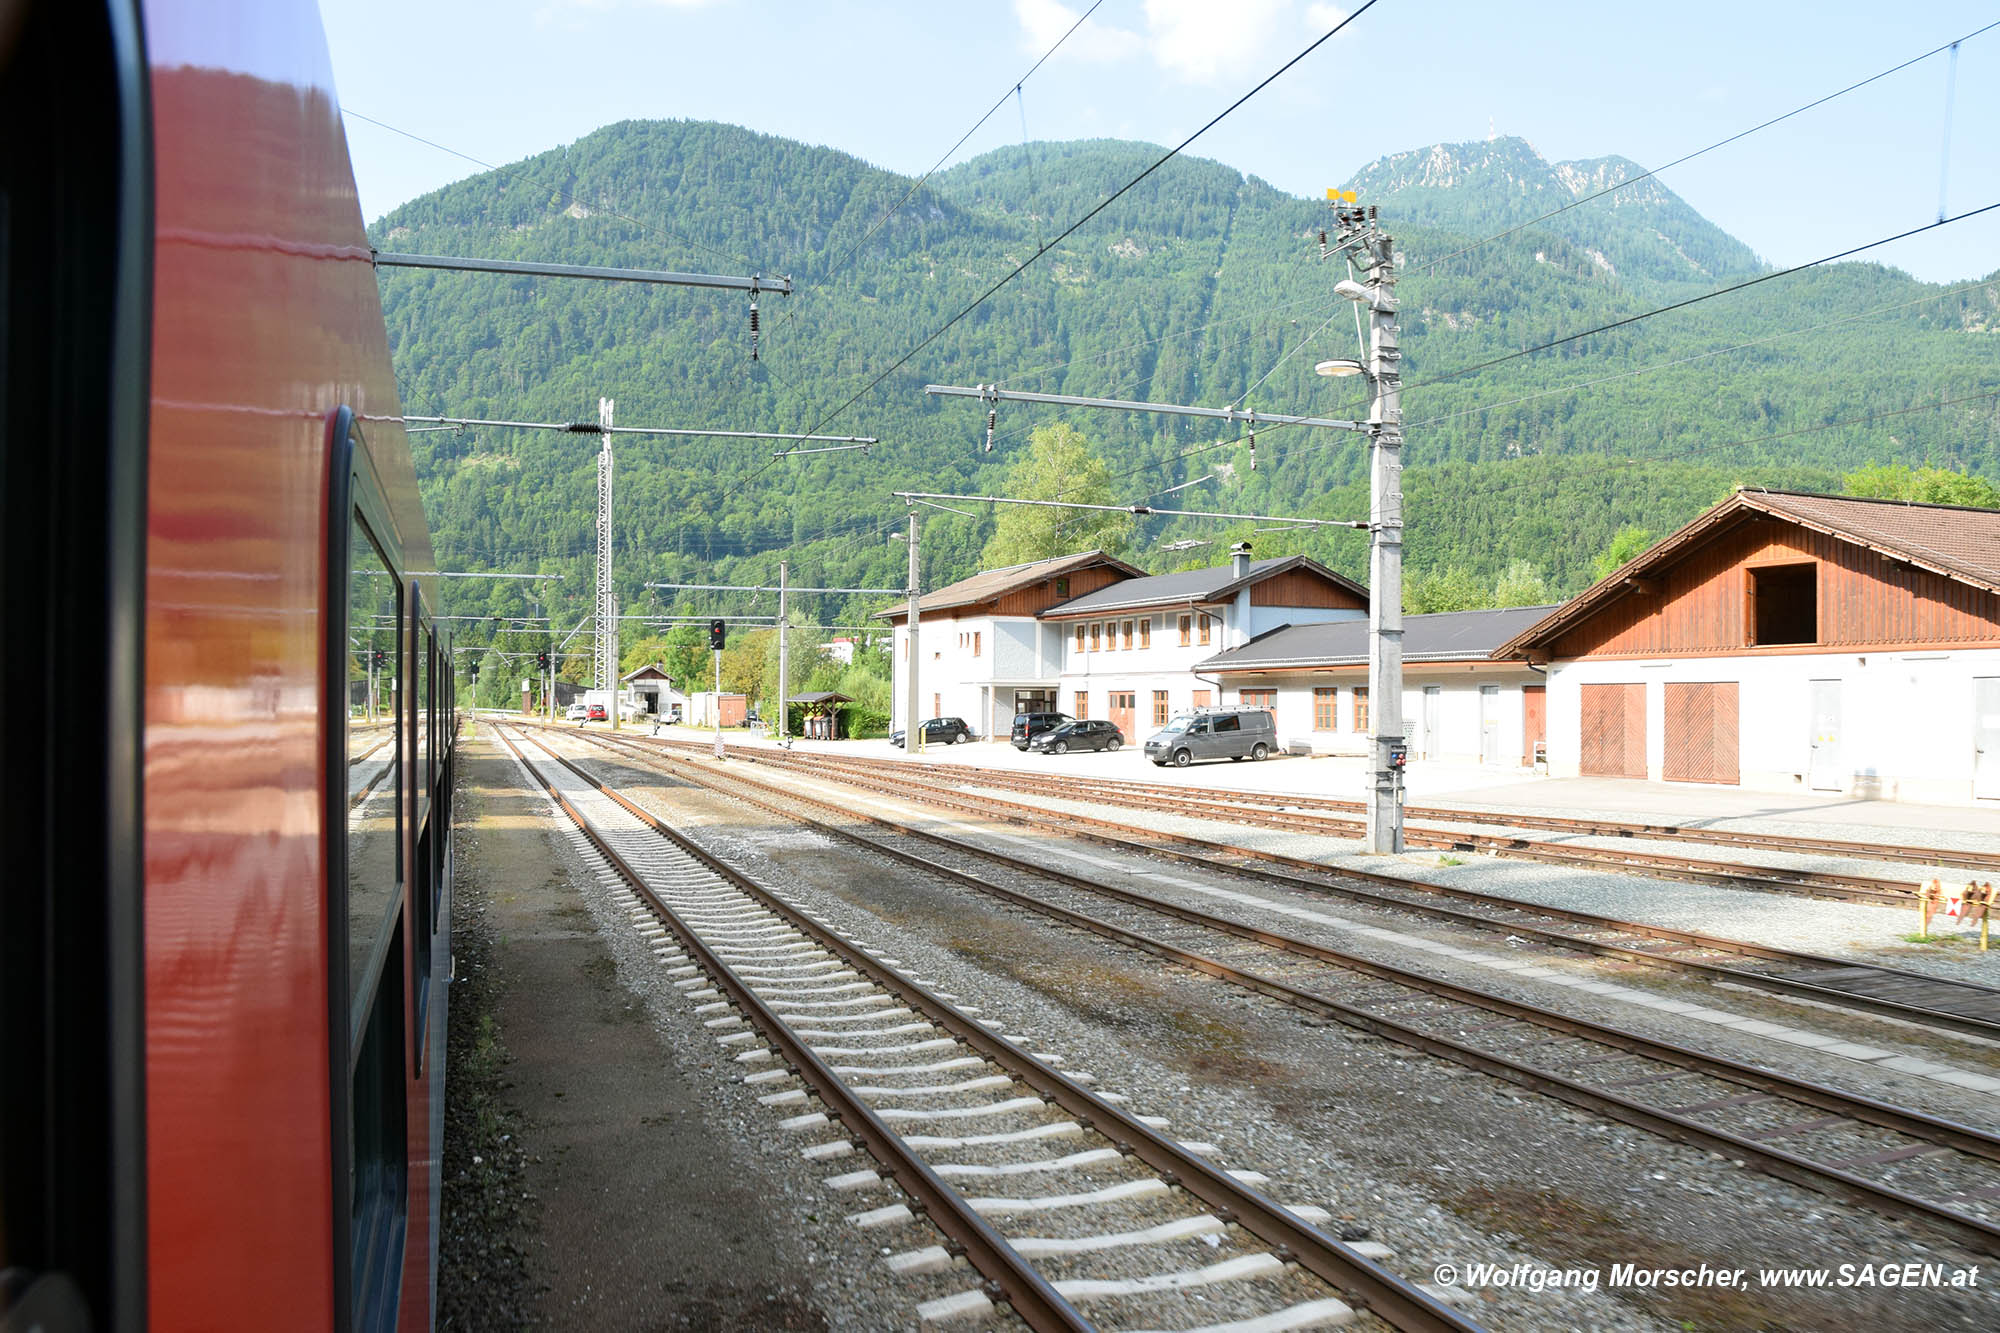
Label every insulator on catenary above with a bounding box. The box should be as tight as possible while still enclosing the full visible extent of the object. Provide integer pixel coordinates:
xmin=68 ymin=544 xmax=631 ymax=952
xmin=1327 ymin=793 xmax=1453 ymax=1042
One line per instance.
xmin=1248 ymin=430 xmax=1257 ymax=472
xmin=749 ymin=300 xmax=760 ymax=361
xmin=984 ymin=409 xmax=997 ymax=453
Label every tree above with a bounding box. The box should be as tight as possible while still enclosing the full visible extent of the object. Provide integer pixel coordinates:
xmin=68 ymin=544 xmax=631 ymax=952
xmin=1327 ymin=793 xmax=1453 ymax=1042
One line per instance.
xmin=979 ymin=423 xmax=1132 ymax=568
xmin=1842 ymin=463 xmax=2000 ymax=509
xmin=1589 ymin=525 xmax=1655 ymax=582
xmin=1405 ymin=565 xmax=1488 ymax=614
xmin=1491 ymin=559 xmax=1552 ymax=608
xmin=760 ymin=614 xmax=828 ymax=712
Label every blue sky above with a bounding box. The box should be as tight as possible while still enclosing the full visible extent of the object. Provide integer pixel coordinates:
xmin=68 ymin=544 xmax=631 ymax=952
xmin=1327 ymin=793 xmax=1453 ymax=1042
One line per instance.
xmin=323 ymin=1 xmax=1999 ymax=284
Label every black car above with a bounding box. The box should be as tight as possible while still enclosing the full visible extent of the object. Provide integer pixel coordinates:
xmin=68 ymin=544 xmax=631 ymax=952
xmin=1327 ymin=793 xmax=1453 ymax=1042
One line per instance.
xmin=887 ymin=716 xmax=974 ymax=747
xmin=1010 ymin=711 xmax=1073 ymax=750
xmin=1029 ymin=719 xmax=1123 ymax=754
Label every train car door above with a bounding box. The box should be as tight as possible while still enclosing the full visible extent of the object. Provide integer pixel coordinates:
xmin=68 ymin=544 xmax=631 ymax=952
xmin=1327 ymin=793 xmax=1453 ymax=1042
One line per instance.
xmin=1974 ymin=678 xmax=2000 ymax=801
xmin=1807 ymin=680 xmax=1844 ymax=792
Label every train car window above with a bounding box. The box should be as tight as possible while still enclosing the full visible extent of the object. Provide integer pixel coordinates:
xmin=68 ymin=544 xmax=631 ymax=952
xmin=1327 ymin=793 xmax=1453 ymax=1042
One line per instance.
xmin=346 ymin=515 xmax=402 ymax=1020
xmin=348 ymin=916 xmax=408 ymax=1329
xmin=411 ymin=595 xmax=431 ymax=834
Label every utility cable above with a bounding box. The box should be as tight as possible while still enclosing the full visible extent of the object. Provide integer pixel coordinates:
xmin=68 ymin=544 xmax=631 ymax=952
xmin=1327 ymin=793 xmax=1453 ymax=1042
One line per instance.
xmin=765 ymin=0 xmax=1107 ymax=342
xmin=783 ymin=0 xmax=1382 ymax=449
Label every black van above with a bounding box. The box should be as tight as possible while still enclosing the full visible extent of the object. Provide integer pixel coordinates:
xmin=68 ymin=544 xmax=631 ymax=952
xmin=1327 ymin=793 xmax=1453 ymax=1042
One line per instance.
xmin=1011 ymin=711 xmax=1072 ymax=750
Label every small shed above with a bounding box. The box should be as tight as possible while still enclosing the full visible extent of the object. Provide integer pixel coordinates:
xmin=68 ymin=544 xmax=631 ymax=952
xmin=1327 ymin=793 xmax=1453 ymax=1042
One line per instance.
xmin=621 ymin=663 xmax=683 ymax=718
xmin=790 ymin=691 xmax=855 ymax=739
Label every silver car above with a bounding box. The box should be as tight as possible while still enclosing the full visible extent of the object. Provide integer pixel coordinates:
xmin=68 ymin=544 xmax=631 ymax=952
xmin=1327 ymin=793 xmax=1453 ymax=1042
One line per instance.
xmin=1144 ymin=709 xmax=1277 ymax=767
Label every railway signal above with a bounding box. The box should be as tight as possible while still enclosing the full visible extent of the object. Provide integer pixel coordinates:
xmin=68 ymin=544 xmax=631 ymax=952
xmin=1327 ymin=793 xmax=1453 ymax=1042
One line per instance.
xmin=708 ymin=619 xmax=726 ymax=650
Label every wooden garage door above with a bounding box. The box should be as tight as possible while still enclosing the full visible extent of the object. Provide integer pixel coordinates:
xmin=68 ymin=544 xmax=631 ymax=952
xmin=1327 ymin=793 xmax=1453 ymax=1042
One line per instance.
xmin=1579 ymin=683 xmax=1646 ymax=778
xmin=1107 ymin=691 xmax=1136 ymax=744
xmin=1663 ymin=681 xmax=1739 ymax=785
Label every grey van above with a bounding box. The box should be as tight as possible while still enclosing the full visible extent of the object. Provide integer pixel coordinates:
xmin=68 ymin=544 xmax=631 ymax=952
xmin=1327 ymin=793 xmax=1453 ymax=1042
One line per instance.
xmin=1145 ymin=708 xmax=1277 ymax=767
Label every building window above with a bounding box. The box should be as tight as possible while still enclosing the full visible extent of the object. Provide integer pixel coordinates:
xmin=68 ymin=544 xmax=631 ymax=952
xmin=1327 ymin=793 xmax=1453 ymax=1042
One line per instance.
xmin=1075 ymin=691 xmax=1088 ymax=719
xmin=1198 ymin=614 xmax=1212 ymax=645
xmin=1192 ymin=689 xmax=1210 ymax=709
xmin=1054 ymin=577 xmax=1069 ymax=597
xmin=1353 ymin=687 xmax=1370 ymax=732
xmin=973 ymin=631 xmax=981 ymax=657
xmin=1153 ymin=690 xmax=1169 ymax=725
xmin=1075 ymin=624 xmax=1086 ymax=654
xmin=1122 ymin=620 xmax=1134 ymax=650
xmin=1242 ymin=688 xmax=1275 ymax=712
xmin=1139 ymin=619 xmax=1151 ymax=650
xmin=1089 ymin=622 xmax=1101 ymax=652
xmin=1179 ymin=614 xmax=1192 ymax=646
xmin=1747 ymin=562 xmax=1817 ymax=646
xmin=1313 ymin=687 xmax=1336 ymax=730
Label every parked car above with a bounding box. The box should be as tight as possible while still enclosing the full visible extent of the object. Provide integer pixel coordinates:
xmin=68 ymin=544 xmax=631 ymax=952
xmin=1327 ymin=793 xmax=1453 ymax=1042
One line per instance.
xmin=887 ymin=717 xmax=974 ymax=747
xmin=1010 ymin=711 xmax=1073 ymax=750
xmin=586 ymin=703 xmax=608 ymax=721
xmin=566 ymin=702 xmax=589 ymax=721
xmin=1029 ymin=719 xmax=1123 ymax=754
xmin=1145 ymin=708 xmax=1276 ymax=767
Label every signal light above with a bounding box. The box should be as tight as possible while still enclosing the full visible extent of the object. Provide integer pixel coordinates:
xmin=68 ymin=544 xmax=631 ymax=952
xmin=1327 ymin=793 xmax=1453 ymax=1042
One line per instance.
xmin=370 ymin=649 xmax=386 ymax=670
xmin=708 ymin=619 xmax=726 ymax=651
xmin=536 ymin=651 xmax=550 ymax=673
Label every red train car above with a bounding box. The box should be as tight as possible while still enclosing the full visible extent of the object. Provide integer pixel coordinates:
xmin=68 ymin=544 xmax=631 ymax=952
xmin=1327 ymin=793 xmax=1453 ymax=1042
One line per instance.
xmin=2 ymin=2 xmax=455 ymax=1329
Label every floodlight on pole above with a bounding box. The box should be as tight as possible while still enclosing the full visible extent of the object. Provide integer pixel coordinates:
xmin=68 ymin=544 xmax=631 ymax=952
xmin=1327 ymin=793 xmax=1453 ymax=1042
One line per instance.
xmin=1333 ymin=278 xmax=1372 ymax=304
xmin=1314 ymin=359 xmax=1367 ymax=378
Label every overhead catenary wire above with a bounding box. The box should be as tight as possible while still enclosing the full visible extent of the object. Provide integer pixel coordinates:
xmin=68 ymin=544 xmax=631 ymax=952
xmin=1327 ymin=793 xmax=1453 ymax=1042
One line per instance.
xmin=785 ymin=1 xmax=1382 ymax=447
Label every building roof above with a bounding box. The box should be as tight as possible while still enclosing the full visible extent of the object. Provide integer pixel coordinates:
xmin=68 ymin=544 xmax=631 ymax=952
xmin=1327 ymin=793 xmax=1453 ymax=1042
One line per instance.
xmin=790 ymin=691 xmax=854 ymax=705
xmin=1495 ymin=488 xmax=2000 ymax=657
xmin=1200 ymin=604 xmax=1560 ymax=672
xmin=621 ymin=664 xmax=672 ymax=682
xmin=872 ymin=549 xmax=1145 ymax=620
xmin=1040 ymin=554 xmax=1366 ymax=618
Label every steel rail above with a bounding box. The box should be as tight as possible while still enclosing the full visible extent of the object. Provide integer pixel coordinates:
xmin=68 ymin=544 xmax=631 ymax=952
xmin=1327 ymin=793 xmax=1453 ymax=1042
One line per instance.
xmin=783 ymin=754 xmax=1924 ymax=905
xmin=691 ymin=744 xmax=2000 ymax=1042
xmin=490 ymin=726 xmax=1093 ymax=1331
xmin=790 ymin=749 xmax=1999 ymax=879
xmin=717 ymin=748 xmax=1936 ymax=906
xmin=564 ymin=729 xmax=2000 ymax=1258
xmin=510 ymin=726 xmax=1482 ymax=1332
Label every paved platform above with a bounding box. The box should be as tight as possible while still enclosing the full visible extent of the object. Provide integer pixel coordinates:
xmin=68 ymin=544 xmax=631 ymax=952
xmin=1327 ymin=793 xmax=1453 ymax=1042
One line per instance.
xmin=585 ymin=717 xmax=2000 ymax=846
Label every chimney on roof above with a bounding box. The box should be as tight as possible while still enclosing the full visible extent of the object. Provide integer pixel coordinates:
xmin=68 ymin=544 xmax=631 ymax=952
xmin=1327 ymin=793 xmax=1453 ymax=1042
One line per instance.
xmin=1230 ymin=541 xmax=1252 ymax=580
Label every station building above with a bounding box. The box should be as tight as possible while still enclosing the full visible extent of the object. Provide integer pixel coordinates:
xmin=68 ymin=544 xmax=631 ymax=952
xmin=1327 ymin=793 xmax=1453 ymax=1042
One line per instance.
xmin=1045 ymin=546 xmax=1367 ymax=742
xmin=881 ymin=544 xmax=1368 ymax=740
xmin=1199 ymin=605 xmax=1555 ymax=765
xmin=1495 ymin=489 xmax=2000 ymax=806
xmin=881 ymin=549 xmax=1145 ymax=737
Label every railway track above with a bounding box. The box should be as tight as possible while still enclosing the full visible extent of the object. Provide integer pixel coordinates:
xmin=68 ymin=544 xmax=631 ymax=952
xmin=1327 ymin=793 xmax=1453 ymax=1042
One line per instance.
xmin=547 ymin=726 xmax=2000 ymax=1259
xmin=761 ymin=745 xmax=2000 ymax=878
xmin=493 ymin=724 xmax=1477 ymax=1332
xmin=602 ymin=731 xmax=2000 ymax=1045
xmin=712 ymin=746 xmax=1986 ymax=908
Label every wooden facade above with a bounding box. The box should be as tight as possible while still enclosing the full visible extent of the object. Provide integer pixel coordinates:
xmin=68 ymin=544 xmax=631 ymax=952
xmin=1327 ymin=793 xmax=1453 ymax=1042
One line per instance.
xmin=1248 ymin=568 xmax=1368 ymax=609
xmin=1550 ymin=515 xmax=2000 ymax=659
xmin=991 ymin=565 xmax=1128 ymax=617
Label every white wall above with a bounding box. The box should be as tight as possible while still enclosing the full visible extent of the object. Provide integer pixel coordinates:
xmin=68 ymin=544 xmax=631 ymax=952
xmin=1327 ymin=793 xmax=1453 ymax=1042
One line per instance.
xmin=1546 ymin=648 xmax=2000 ymax=805
xmin=1221 ymin=667 xmax=1544 ymax=764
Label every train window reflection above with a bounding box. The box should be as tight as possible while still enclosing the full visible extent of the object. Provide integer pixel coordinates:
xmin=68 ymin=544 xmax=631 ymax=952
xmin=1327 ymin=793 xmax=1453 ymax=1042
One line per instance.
xmin=347 ymin=513 xmax=401 ymax=1018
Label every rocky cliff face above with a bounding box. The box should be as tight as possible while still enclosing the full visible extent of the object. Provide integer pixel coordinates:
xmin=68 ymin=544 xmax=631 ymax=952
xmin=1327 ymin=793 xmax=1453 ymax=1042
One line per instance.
xmin=1344 ymin=136 xmax=1764 ymax=286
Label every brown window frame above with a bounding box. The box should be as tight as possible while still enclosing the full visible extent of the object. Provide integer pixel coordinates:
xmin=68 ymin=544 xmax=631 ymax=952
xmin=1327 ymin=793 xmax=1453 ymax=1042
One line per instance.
xmin=1122 ymin=620 xmax=1134 ymax=650
xmin=1241 ymin=688 xmax=1275 ymax=712
xmin=1745 ymin=561 xmax=1819 ymax=647
xmin=1139 ymin=618 xmax=1151 ymax=649
xmin=1198 ymin=613 xmax=1212 ymax=646
xmin=1179 ymin=614 xmax=1192 ymax=646
xmin=1313 ymin=687 xmax=1336 ymax=731
xmin=1152 ymin=689 xmax=1169 ymax=725
xmin=1074 ymin=623 xmax=1086 ymax=654
xmin=1352 ymin=686 xmax=1370 ymax=732
xmin=1075 ymin=691 xmax=1088 ymax=719
xmin=973 ymin=630 xmax=981 ymax=657
xmin=1089 ymin=622 xmax=1101 ymax=652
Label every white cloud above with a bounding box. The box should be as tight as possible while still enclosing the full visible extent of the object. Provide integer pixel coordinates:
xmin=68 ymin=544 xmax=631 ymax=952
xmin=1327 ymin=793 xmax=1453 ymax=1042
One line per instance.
xmin=1013 ymin=0 xmax=1146 ymax=62
xmin=1303 ymin=3 xmax=1351 ymax=32
xmin=1142 ymin=0 xmax=1298 ymax=84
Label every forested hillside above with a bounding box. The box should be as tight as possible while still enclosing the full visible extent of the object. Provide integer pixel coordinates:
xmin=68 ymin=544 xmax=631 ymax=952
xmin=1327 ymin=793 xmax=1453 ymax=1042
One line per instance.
xmin=371 ymin=120 xmax=1999 ymax=658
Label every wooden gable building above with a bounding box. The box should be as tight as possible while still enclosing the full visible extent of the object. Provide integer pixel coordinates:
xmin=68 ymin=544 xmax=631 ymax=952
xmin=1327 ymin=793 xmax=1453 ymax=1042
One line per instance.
xmin=1496 ymin=490 xmax=2000 ymax=804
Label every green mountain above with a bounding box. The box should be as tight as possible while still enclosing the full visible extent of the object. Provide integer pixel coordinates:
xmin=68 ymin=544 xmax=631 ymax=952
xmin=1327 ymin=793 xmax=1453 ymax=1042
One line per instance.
xmin=370 ymin=120 xmax=1999 ymax=648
